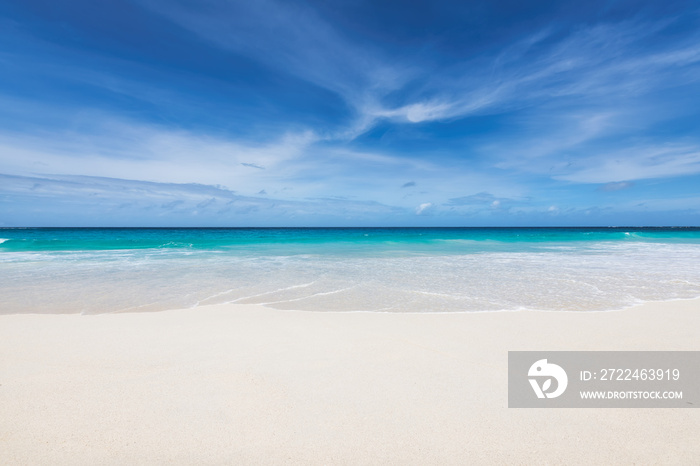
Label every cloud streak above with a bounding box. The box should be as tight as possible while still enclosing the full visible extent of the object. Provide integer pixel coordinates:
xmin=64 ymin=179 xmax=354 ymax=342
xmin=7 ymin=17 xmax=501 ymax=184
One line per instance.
xmin=0 ymin=173 xmax=407 ymax=226
xmin=556 ymin=146 xmax=700 ymax=183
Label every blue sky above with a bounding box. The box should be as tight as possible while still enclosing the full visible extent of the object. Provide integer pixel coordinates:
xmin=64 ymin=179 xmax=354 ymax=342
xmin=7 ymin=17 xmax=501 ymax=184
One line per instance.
xmin=1 ymin=0 xmax=699 ymax=226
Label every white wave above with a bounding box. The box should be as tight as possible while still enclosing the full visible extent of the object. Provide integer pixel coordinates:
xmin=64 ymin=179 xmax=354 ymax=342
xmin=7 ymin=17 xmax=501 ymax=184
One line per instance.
xmin=0 ymin=238 xmax=9 ymax=244
xmin=190 ymin=288 xmax=238 ymax=307
xmin=259 ymin=286 xmax=357 ymax=305
xmin=225 ymin=281 xmax=318 ymax=303
xmin=409 ymin=290 xmax=476 ymax=300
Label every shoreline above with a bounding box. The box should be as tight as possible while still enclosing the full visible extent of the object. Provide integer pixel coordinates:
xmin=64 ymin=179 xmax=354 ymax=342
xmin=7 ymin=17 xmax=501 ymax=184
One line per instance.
xmin=7 ymin=294 xmax=700 ymax=317
xmin=1 ymin=298 xmax=699 ymax=464
xmin=253 ymin=294 xmax=700 ymax=315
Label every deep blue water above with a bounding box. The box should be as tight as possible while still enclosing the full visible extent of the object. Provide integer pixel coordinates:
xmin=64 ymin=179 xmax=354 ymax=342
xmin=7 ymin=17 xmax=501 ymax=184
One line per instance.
xmin=2 ymin=227 xmax=700 ymax=254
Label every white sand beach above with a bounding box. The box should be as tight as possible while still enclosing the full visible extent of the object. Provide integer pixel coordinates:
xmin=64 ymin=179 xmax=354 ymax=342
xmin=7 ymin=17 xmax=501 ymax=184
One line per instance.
xmin=1 ymin=299 xmax=699 ymax=465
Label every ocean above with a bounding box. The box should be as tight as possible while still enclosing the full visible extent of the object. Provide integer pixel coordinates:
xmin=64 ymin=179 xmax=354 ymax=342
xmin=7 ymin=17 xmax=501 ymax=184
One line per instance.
xmin=2 ymin=227 xmax=700 ymax=314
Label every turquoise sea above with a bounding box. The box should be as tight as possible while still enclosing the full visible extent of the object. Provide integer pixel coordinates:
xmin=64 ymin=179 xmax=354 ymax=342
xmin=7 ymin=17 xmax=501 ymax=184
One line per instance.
xmin=2 ymin=227 xmax=700 ymax=314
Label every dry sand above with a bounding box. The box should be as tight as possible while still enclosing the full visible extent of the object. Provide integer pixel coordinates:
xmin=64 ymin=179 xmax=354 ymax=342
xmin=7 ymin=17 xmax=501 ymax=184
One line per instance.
xmin=1 ymin=299 xmax=699 ymax=465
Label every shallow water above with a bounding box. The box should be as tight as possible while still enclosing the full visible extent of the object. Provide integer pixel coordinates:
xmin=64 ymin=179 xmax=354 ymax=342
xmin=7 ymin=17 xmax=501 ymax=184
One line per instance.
xmin=1 ymin=227 xmax=700 ymax=314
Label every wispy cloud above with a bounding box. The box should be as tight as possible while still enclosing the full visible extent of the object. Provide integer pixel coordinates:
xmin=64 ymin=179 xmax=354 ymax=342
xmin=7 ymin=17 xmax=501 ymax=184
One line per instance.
xmin=0 ymin=117 xmax=315 ymax=190
xmin=555 ymin=145 xmax=700 ymax=183
xmin=598 ymin=181 xmax=634 ymax=192
xmin=446 ymin=192 xmax=521 ymax=207
xmin=241 ymin=162 xmax=265 ymax=170
xmin=140 ymin=0 xmax=407 ymax=119
xmin=443 ymin=192 xmax=530 ymax=217
xmin=135 ymin=1 xmax=700 ymax=154
xmin=0 ymin=173 xmax=406 ymax=226
xmin=0 ymin=112 xmax=510 ymax=212
xmin=415 ymin=202 xmax=434 ymax=215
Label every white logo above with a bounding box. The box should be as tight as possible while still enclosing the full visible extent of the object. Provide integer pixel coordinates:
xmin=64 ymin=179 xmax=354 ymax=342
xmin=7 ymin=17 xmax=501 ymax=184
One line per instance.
xmin=528 ymin=359 xmax=568 ymax=399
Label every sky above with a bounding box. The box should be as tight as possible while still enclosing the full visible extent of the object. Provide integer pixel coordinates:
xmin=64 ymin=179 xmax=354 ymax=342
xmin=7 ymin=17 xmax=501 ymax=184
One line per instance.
xmin=1 ymin=0 xmax=699 ymax=226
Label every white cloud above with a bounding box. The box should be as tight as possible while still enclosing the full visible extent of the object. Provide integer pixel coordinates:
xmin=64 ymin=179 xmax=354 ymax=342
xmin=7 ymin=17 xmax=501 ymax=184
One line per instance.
xmin=140 ymin=0 xmax=406 ymax=110
xmin=415 ymin=202 xmax=433 ymax=215
xmin=555 ymin=146 xmax=700 ymax=183
xmin=0 ymin=119 xmax=316 ymax=192
xmin=598 ymin=181 xmax=634 ymax=192
xmin=0 ymin=173 xmax=406 ymax=226
xmin=368 ymin=17 xmax=700 ymax=128
xmin=135 ymin=0 xmax=700 ymax=148
xmin=0 ymin=108 xmax=519 ymax=211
